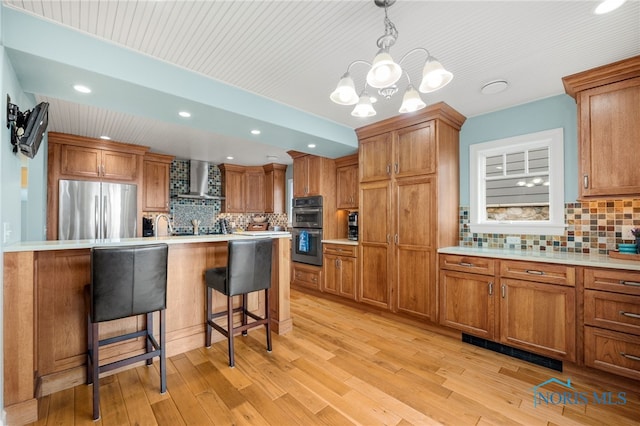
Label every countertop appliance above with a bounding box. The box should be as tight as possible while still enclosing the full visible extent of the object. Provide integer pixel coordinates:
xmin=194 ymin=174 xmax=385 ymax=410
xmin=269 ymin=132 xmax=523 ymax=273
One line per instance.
xmin=292 ymin=195 xmax=323 ymax=266
xmin=142 ymin=217 xmax=154 ymax=237
xmin=348 ymin=211 xmax=358 ymax=241
xmin=58 ymin=179 xmax=137 ymax=240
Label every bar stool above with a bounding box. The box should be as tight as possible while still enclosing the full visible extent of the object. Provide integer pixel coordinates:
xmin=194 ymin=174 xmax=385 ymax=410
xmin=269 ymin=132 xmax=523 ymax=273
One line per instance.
xmin=85 ymin=243 xmax=168 ymax=420
xmin=205 ymin=238 xmax=273 ymax=367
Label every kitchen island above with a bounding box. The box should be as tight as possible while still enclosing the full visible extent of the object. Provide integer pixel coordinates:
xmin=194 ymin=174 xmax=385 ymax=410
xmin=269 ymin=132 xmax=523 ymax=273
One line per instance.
xmin=3 ymin=232 xmax=291 ymax=425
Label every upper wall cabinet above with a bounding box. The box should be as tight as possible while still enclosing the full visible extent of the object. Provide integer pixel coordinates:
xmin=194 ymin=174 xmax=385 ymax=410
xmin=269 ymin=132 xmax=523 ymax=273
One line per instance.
xmin=563 ymin=55 xmax=640 ymax=199
xmin=143 ymin=153 xmax=174 ymax=212
xmin=335 ymin=154 xmax=358 ymax=209
xmin=263 ymin=163 xmax=287 ymax=214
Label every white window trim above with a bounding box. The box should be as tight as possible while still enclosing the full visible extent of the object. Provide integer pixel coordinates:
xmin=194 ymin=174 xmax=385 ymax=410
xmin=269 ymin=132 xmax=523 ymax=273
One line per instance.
xmin=470 ymin=128 xmax=566 ymax=236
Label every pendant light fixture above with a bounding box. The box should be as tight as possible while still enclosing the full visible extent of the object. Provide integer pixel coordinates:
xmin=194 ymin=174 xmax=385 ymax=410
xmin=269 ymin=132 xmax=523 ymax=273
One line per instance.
xmin=330 ymin=0 xmax=453 ymax=117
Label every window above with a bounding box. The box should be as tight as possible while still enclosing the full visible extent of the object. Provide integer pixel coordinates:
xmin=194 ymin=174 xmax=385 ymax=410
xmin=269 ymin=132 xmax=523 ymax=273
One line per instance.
xmin=470 ymin=128 xmax=565 ymax=235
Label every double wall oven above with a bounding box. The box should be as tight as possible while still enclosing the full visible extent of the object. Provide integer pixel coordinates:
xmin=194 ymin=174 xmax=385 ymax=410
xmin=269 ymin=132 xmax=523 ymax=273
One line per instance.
xmin=291 ymin=196 xmax=323 ymax=266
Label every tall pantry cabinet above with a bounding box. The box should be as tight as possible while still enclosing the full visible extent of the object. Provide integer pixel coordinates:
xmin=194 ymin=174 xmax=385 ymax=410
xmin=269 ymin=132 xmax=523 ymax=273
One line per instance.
xmin=356 ymin=103 xmax=465 ymax=321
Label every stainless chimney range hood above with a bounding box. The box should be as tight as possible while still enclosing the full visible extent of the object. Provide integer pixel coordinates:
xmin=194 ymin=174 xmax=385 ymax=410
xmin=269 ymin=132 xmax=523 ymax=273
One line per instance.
xmin=176 ymin=160 xmax=224 ymax=200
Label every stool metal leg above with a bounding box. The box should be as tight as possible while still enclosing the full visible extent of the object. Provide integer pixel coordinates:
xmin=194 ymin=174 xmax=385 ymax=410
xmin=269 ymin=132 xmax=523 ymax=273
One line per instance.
xmin=265 ymin=288 xmax=272 ymax=352
xmin=91 ymin=322 xmax=100 ymax=420
xmin=241 ymin=294 xmax=248 ymax=336
xmin=160 ymin=309 xmax=167 ymax=393
xmin=205 ymin=287 xmax=213 ymax=348
xmin=146 ymin=312 xmax=153 ymax=366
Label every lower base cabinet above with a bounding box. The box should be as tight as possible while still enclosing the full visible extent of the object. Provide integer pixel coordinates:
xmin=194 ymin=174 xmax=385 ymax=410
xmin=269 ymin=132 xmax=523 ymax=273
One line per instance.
xmin=292 ymin=262 xmax=322 ymax=291
xmin=439 ymin=254 xmax=576 ymax=362
xmin=322 ymin=243 xmax=358 ymax=300
xmin=583 ymin=268 xmax=640 ymax=380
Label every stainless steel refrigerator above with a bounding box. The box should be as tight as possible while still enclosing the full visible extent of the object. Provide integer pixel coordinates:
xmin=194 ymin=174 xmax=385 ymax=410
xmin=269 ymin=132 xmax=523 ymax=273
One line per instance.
xmin=58 ymin=179 xmax=137 ymax=240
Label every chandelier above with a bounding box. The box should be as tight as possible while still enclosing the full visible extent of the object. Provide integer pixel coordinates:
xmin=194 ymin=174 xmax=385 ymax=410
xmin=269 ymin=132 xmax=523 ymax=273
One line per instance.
xmin=330 ymin=0 xmax=453 ymax=117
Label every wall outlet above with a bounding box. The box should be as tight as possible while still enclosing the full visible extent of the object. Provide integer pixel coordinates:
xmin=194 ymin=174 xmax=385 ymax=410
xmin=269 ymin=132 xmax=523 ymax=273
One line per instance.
xmin=3 ymin=222 xmax=11 ymax=244
xmin=506 ymin=236 xmax=520 ymax=245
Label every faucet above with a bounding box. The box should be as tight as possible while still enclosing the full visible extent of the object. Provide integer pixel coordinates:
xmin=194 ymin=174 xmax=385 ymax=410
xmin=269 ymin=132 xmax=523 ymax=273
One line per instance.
xmin=154 ymin=213 xmax=174 ymax=236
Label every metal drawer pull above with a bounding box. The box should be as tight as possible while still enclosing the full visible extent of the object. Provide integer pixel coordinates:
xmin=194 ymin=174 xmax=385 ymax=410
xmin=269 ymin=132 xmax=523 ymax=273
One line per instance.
xmin=620 ymin=352 xmax=640 ymax=362
xmin=501 ymin=284 xmax=506 ymax=298
xmin=619 ymin=280 xmax=640 ymax=287
xmin=525 ymin=270 xmax=544 ymax=275
xmin=619 ymin=311 xmax=640 ymax=319
xmin=488 ymin=281 xmax=493 ymax=296
xmin=459 ymin=262 xmax=474 ymax=267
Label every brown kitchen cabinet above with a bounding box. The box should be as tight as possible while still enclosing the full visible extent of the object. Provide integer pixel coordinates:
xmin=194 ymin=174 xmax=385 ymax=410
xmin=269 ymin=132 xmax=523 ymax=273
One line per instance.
xmin=357 ymin=104 xmax=465 ymax=321
xmin=47 ymin=132 xmax=148 ymax=240
xmin=322 ymin=243 xmax=357 ymax=300
xmin=292 ymin=262 xmax=322 ymax=291
xmin=142 ymin=153 xmax=174 ymax=212
xmin=263 ymin=163 xmax=287 ymax=214
xmin=244 ymin=166 xmax=265 ymax=213
xmin=335 ymin=154 xmax=358 ymax=209
xmin=291 ymin=153 xmax=324 ymax=197
xmin=439 ymin=255 xmax=576 ymax=362
xmin=562 ymin=55 xmax=640 ymax=199
xmin=584 ymin=267 xmax=640 ymax=380
xmin=439 ymin=256 xmax=497 ymax=340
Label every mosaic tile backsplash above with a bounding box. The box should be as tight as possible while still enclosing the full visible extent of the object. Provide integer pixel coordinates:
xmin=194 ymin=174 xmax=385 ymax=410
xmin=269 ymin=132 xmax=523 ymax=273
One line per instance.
xmin=459 ymin=199 xmax=640 ymax=254
xmin=144 ymin=159 xmax=289 ymax=235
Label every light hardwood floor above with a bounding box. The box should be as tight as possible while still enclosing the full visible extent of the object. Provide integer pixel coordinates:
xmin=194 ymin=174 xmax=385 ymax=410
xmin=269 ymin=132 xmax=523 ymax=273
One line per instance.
xmin=29 ymin=289 xmax=640 ymax=425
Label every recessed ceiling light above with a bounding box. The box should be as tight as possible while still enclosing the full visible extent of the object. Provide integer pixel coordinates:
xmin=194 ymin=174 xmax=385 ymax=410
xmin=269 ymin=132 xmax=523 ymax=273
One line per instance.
xmin=226 ymin=156 xmax=234 ymax=160
xmin=307 ymin=144 xmax=316 ymax=149
xmin=99 ymin=135 xmax=111 ymax=140
xmin=266 ymin=155 xmax=279 ymax=161
xmin=480 ymin=80 xmax=509 ymax=95
xmin=178 ymin=111 xmax=191 ymax=118
xmin=594 ymin=0 xmax=626 ymax=14
xmin=251 ymin=129 xmax=261 ymax=135
xmin=73 ymin=84 xmax=91 ymax=93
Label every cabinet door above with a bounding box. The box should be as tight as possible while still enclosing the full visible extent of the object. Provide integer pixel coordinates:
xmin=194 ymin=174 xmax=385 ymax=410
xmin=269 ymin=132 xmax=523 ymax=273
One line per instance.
xmin=579 ymin=78 xmax=640 ymax=198
xmin=439 ymin=270 xmax=495 ymax=339
xmin=395 ymin=122 xmax=436 ymax=178
xmin=394 ymin=176 xmax=435 ymax=319
xmin=143 ymin=160 xmax=170 ymax=212
xmin=338 ymin=255 xmax=357 ymax=300
xmin=359 ymin=181 xmax=392 ymax=309
xmin=60 ymin=145 xmax=101 ymax=178
xmin=322 ymin=253 xmax=340 ymax=295
xmin=223 ymin=169 xmax=245 ymax=213
xmin=292 ymin=263 xmax=321 ymax=291
xmin=337 ymin=165 xmax=358 ymax=209
xmin=101 ymin=150 xmax=138 ymax=181
xmin=264 ymin=165 xmax=286 ymax=214
xmin=293 ymin=156 xmax=308 ymax=197
xmin=359 ymin=133 xmax=392 ymax=183
xmin=499 ymin=278 xmax=576 ymax=361
xmin=244 ymin=170 xmax=265 ymax=212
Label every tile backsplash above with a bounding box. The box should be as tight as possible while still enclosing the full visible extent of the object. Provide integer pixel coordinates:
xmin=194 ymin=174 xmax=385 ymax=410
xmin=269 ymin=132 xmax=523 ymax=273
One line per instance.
xmin=459 ymin=199 xmax=640 ymax=254
xmin=144 ymin=159 xmax=289 ymax=234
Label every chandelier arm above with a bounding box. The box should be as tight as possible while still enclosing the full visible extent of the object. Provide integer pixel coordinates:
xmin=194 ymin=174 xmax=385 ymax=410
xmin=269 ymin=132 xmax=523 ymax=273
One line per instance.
xmin=346 ymin=59 xmax=372 ymax=73
xmin=397 ymin=47 xmax=431 ymax=67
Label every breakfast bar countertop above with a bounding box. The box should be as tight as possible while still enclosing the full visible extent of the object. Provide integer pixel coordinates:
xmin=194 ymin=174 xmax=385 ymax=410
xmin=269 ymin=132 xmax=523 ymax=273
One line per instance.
xmin=438 ymin=245 xmax=640 ymax=271
xmin=3 ymin=232 xmax=291 ymax=252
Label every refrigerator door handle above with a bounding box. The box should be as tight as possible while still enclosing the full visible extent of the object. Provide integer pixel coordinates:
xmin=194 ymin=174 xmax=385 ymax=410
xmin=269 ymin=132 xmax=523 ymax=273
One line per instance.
xmin=94 ymin=195 xmax=100 ymax=239
xmin=103 ymin=195 xmax=108 ymax=239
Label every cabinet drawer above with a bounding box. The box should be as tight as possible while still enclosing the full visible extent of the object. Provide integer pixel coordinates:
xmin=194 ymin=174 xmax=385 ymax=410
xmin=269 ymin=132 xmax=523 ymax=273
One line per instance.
xmin=292 ymin=263 xmax=321 ymax=290
xmin=500 ymin=260 xmax=574 ymax=286
xmin=584 ymin=268 xmax=640 ymax=296
xmin=439 ymin=255 xmax=495 ymax=275
xmin=585 ymin=290 xmax=640 ymax=335
xmin=323 ymin=244 xmax=357 ymax=257
xmin=584 ymin=326 xmax=640 ymax=381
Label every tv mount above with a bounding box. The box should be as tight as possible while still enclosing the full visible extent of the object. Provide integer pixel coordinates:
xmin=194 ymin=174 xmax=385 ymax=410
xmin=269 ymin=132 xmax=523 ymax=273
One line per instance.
xmin=6 ymin=95 xmax=49 ymax=158
xmin=7 ymin=95 xmax=27 ymax=154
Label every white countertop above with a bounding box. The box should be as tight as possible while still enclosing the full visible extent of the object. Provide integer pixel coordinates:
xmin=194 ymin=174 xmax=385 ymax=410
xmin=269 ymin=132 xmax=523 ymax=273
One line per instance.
xmin=3 ymin=232 xmax=291 ymax=252
xmin=322 ymin=238 xmax=358 ymax=246
xmin=438 ymin=246 xmax=640 ymax=271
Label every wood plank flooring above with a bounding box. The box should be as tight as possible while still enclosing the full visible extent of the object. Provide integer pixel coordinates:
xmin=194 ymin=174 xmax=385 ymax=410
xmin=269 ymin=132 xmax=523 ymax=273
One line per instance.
xmin=29 ymin=290 xmax=640 ymax=425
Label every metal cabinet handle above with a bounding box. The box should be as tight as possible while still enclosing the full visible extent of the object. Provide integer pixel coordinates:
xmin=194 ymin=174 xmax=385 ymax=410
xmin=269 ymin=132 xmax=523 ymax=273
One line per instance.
xmin=525 ymin=269 xmax=544 ymax=275
xmin=488 ymin=281 xmax=493 ymax=296
xmin=394 ymin=163 xmax=399 ymax=174
xmin=459 ymin=262 xmax=474 ymax=267
xmin=394 ymin=234 xmax=399 ymax=244
xmin=620 ymin=311 xmax=640 ymax=319
xmin=387 ymin=234 xmax=391 ymax=243
xmin=620 ymin=352 xmax=640 ymax=362
xmin=583 ymin=174 xmax=589 ymax=189
xmin=386 ymin=164 xmax=391 ymax=175
xmin=620 ymin=280 xmax=640 ymax=287
xmin=501 ymin=284 xmax=506 ymax=298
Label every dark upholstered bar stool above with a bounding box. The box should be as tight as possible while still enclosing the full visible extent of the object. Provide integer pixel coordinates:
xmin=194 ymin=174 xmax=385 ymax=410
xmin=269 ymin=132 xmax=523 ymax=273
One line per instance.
xmin=205 ymin=238 xmax=273 ymax=367
xmin=85 ymin=243 xmax=168 ymax=420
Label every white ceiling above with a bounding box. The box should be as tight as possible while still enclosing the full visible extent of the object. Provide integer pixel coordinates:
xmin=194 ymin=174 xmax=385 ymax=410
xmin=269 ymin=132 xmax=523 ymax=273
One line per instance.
xmin=4 ymin=0 xmax=640 ymax=165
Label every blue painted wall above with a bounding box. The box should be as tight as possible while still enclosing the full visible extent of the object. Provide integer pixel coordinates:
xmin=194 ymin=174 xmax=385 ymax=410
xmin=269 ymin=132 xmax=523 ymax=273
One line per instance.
xmin=459 ymin=94 xmax=578 ymax=205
